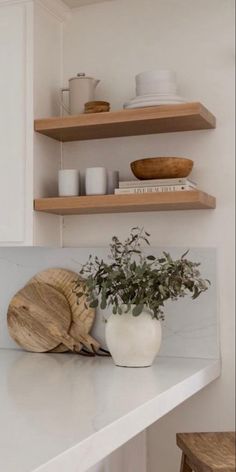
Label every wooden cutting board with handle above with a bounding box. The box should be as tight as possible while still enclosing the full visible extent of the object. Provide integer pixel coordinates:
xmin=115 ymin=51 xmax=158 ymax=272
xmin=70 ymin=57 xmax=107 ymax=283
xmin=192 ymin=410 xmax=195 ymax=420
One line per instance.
xmin=7 ymin=282 xmax=77 ymax=353
xmin=29 ymin=268 xmax=100 ymax=353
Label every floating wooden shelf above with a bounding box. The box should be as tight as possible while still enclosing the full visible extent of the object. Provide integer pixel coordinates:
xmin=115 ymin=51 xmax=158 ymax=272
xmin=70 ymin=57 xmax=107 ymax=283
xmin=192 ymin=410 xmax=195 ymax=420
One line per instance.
xmin=34 ymin=191 xmax=216 ymax=215
xmin=34 ymin=102 xmax=216 ymax=142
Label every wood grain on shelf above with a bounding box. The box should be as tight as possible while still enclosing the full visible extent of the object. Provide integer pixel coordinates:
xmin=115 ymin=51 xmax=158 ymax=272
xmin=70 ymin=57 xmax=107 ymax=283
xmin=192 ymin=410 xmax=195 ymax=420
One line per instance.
xmin=34 ymin=102 xmax=216 ymax=142
xmin=34 ymin=191 xmax=216 ymax=215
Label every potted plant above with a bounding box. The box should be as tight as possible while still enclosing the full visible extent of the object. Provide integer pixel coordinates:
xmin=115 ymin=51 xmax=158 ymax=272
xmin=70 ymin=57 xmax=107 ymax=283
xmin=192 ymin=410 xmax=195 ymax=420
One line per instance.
xmin=76 ymin=228 xmax=210 ymax=367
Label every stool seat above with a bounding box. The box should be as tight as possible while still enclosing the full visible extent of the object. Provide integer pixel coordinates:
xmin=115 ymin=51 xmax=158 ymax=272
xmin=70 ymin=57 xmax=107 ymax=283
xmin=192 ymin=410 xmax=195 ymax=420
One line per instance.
xmin=176 ymin=432 xmax=235 ymax=472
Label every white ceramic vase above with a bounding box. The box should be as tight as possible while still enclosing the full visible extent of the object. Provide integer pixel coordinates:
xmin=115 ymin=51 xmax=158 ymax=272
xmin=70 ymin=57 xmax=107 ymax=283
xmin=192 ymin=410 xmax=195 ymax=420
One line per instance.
xmin=105 ymin=306 xmax=162 ymax=367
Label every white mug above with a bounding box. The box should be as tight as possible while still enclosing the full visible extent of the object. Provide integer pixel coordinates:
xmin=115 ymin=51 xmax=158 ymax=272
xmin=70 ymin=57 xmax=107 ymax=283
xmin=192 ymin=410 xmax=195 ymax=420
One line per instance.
xmin=85 ymin=167 xmax=107 ymax=195
xmin=58 ymin=169 xmax=80 ymax=196
xmin=107 ymin=170 xmax=119 ymax=194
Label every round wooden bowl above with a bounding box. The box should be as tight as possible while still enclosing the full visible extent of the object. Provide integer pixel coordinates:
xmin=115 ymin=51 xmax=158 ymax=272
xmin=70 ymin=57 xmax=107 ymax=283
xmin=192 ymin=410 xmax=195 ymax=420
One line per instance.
xmin=130 ymin=157 xmax=194 ymax=180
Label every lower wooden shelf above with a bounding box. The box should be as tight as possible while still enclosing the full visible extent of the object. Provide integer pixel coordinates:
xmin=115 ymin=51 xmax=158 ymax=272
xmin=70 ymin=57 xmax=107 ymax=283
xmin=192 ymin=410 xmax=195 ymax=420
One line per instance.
xmin=34 ymin=190 xmax=216 ymax=215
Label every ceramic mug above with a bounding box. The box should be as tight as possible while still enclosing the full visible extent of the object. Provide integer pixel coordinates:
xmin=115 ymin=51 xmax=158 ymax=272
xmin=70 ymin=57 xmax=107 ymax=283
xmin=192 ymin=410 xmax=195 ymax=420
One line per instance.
xmin=85 ymin=167 xmax=107 ymax=195
xmin=107 ymin=170 xmax=119 ymax=194
xmin=58 ymin=169 xmax=80 ymax=196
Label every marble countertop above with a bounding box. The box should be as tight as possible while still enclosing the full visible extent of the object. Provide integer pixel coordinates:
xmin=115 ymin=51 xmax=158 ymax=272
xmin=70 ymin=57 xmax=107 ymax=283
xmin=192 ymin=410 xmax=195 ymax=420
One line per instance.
xmin=0 ymin=349 xmax=220 ymax=472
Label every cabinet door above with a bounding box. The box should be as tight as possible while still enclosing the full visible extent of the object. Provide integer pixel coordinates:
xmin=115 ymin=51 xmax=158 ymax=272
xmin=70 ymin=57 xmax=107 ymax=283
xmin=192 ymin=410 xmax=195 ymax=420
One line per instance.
xmin=0 ymin=4 xmax=27 ymax=243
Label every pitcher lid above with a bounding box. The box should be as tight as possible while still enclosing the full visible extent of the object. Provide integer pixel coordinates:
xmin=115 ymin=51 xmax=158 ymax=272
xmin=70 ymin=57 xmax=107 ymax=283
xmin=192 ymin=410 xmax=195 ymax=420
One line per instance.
xmin=69 ymin=73 xmax=98 ymax=81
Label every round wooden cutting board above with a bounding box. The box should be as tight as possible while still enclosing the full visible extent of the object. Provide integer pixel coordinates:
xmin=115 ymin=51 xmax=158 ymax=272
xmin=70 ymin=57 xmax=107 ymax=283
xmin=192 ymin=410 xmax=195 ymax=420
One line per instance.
xmin=7 ymin=282 xmax=75 ymax=353
xmin=29 ymin=268 xmax=95 ymax=332
xmin=29 ymin=268 xmax=99 ymax=353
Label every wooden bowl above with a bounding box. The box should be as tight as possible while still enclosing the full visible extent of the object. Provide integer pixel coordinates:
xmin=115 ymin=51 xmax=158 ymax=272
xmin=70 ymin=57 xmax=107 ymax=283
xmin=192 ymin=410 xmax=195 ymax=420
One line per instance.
xmin=130 ymin=157 xmax=193 ymax=180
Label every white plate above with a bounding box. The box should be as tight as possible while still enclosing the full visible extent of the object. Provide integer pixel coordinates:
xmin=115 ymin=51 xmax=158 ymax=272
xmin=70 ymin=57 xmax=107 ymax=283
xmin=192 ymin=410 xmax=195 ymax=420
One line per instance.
xmin=124 ymin=93 xmax=186 ymax=109
xmin=134 ymin=93 xmax=184 ymax=99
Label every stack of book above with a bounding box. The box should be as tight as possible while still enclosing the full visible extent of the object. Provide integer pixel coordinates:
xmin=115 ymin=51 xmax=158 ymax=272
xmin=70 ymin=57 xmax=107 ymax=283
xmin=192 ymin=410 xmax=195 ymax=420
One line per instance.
xmin=115 ymin=178 xmax=196 ymax=194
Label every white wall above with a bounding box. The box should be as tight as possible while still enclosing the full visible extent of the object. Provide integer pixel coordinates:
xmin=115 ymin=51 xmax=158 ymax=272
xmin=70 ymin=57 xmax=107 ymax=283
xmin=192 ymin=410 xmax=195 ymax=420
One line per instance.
xmin=62 ymin=0 xmax=235 ymax=470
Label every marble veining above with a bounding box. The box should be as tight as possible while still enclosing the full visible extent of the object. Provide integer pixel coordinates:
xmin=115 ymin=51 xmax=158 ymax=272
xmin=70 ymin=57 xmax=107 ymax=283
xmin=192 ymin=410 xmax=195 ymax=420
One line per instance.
xmin=0 ymin=349 xmax=220 ymax=472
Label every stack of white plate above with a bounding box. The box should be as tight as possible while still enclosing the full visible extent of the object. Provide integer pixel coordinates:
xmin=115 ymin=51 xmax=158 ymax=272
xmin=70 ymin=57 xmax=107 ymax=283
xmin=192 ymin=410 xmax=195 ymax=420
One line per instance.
xmin=124 ymin=70 xmax=186 ymax=109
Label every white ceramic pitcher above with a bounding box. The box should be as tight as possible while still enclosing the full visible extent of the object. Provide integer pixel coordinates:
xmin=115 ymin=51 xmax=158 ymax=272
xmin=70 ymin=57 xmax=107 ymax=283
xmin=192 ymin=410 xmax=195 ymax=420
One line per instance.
xmin=61 ymin=73 xmax=100 ymax=115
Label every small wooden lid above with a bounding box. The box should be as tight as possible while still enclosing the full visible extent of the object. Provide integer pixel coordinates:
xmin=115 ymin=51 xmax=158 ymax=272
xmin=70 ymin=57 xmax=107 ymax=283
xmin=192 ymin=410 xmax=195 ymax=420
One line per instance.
xmin=85 ymin=100 xmax=110 ymax=107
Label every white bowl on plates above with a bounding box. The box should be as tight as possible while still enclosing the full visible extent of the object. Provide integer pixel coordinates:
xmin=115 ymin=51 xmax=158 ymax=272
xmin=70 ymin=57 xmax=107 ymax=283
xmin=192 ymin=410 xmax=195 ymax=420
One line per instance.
xmin=135 ymin=70 xmax=177 ymax=96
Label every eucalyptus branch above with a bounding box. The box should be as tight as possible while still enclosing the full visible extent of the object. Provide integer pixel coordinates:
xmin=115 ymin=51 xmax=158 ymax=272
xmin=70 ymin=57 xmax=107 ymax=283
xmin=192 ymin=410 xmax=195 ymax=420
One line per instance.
xmin=75 ymin=228 xmax=210 ymax=320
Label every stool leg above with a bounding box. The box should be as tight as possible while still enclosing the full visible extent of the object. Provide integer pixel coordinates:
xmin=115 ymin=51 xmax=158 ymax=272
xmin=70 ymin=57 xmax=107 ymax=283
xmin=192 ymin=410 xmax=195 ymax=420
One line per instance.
xmin=180 ymin=453 xmax=192 ymax=472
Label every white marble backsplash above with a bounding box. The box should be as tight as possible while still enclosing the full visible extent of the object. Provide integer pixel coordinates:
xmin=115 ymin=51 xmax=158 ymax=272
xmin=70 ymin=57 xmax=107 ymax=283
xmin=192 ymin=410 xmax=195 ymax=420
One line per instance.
xmin=0 ymin=247 xmax=219 ymax=359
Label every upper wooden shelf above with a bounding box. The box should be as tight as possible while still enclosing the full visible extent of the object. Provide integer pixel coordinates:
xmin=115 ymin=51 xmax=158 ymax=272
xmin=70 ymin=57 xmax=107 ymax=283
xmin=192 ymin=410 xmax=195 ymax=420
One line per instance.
xmin=34 ymin=191 xmax=216 ymax=215
xmin=34 ymin=102 xmax=216 ymax=142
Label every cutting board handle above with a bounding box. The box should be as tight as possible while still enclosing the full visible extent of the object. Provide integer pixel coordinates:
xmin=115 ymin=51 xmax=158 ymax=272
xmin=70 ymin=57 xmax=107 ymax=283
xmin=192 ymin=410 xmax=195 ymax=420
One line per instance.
xmin=48 ymin=325 xmax=76 ymax=352
xmin=69 ymin=324 xmax=100 ymax=353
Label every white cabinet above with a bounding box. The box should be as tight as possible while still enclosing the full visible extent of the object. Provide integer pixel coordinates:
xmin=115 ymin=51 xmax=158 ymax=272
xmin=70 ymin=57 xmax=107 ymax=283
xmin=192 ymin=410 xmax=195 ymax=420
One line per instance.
xmin=0 ymin=0 xmax=64 ymax=246
xmin=0 ymin=4 xmax=29 ymax=243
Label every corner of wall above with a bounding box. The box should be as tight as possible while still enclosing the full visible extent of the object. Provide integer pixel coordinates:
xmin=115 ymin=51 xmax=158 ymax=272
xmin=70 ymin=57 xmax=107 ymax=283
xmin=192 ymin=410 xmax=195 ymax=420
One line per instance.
xmin=35 ymin=0 xmax=71 ymax=23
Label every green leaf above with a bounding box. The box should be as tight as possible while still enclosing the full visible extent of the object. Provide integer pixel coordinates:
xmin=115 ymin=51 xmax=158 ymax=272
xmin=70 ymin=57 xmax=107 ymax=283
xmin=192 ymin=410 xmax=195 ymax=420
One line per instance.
xmin=163 ymin=251 xmax=172 ymax=262
xmin=192 ymin=290 xmax=200 ymax=300
xmin=158 ymin=257 xmax=166 ymax=263
xmin=100 ymin=298 xmax=107 ymax=310
xmin=132 ymin=304 xmax=144 ymax=316
xmin=181 ymin=249 xmax=190 ymax=259
xmin=159 ymin=285 xmax=166 ymax=296
xmin=89 ymin=299 xmax=98 ymax=308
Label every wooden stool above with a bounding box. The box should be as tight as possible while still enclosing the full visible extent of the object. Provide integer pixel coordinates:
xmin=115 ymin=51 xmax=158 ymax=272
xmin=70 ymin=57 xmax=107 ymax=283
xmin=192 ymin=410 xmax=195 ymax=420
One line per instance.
xmin=176 ymin=432 xmax=235 ymax=472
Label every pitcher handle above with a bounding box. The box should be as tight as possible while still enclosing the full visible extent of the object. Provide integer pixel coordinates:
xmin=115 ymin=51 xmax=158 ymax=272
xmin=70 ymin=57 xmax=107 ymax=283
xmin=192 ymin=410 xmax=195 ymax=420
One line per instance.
xmin=60 ymin=88 xmax=70 ymax=114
